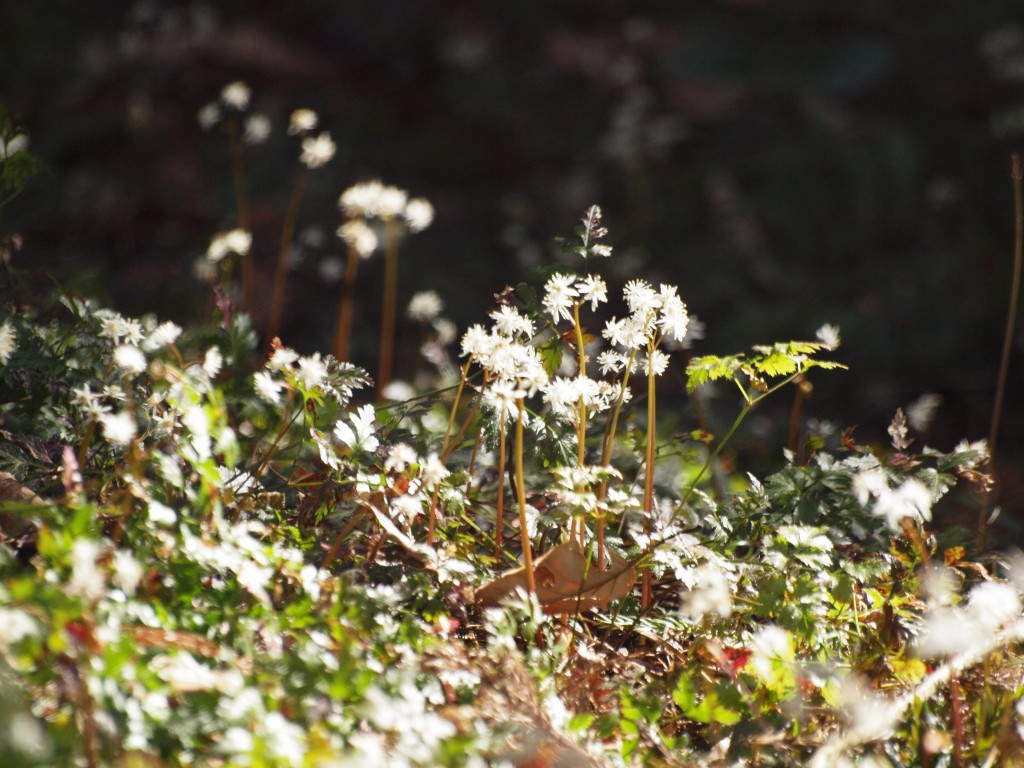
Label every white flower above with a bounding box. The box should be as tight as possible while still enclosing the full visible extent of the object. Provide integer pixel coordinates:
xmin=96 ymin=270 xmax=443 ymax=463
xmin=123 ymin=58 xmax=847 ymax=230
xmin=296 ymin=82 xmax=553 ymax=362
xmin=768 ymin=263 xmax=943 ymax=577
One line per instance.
xmin=113 ymin=344 xmax=146 ymax=374
xmin=295 ymin=353 xmax=328 ymax=390
xmin=489 ymin=305 xmax=534 ymax=339
xmin=202 ymin=346 xmax=223 ymax=378
xmin=642 ymin=349 xmax=670 ymax=376
xmin=376 ymin=185 xmax=408 ymax=219
xmin=197 ymin=102 xmax=221 ymax=130
xmin=385 ymin=443 xmax=418 ymax=472
xmin=337 ymin=219 xmax=378 ymax=258
xmin=419 ymin=453 xmax=450 ymax=491
xmin=624 ymin=279 xmax=659 ymax=316
xmin=749 ymin=625 xmax=793 ymax=681
xmin=658 ymin=292 xmax=689 ymax=342
xmin=206 ymin=229 xmax=252 ymax=263
xmin=407 ymin=291 xmax=444 ymax=321
xmin=300 ymin=131 xmax=336 ymax=168
xmin=68 ymin=539 xmax=106 ymax=602
xmin=220 ymin=81 xmax=251 ymax=110
xmin=815 ymin=323 xmax=841 ymax=350
xmin=460 ymin=324 xmax=492 ymax=358
xmin=403 ymin=198 xmax=434 ymax=232
xmin=0 ymin=608 xmax=42 ymax=646
xmin=680 ymin=561 xmax=733 ymax=621
xmin=576 ymin=274 xmax=608 ymax=311
xmin=269 ymin=346 xmax=299 ymax=370
xmin=262 ymin=712 xmax=307 ymax=766
xmin=254 ymin=371 xmax=284 ymax=405
xmin=334 ymin=404 xmax=379 ymax=453
xmin=143 ymin=321 xmax=182 ymax=351
xmin=0 ymin=322 xmax=17 ymax=364
xmin=148 ymin=500 xmax=177 ymax=526
xmin=100 ymin=411 xmax=137 ymax=447
xmin=288 ymin=108 xmax=319 ymax=135
xmin=875 ymin=478 xmax=932 ymax=532
xmin=906 ymin=393 xmax=942 ymax=432
xmin=967 ymin=581 xmax=1021 ymax=631
xmin=542 ymin=273 xmax=579 ymax=323
xmin=112 ymin=550 xmax=143 ymax=595
xmin=339 ymin=180 xmax=385 ymax=218
xmin=242 ymin=113 xmax=271 ymax=144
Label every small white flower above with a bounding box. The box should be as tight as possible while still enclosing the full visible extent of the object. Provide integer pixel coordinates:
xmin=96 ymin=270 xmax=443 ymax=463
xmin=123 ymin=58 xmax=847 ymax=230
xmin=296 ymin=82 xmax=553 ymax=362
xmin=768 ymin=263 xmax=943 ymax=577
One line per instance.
xmin=407 ymin=291 xmax=444 ymax=322
xmin=288 ymin=108 xmax=319 ymax=135
xmin=100 ymin=411 xmax=137 ymax=447
xmin=542 ymin=273 xmax=579 ymax=323
xmin=299 ymin=131 xmax=336 ymax=168
xmin=254 ymin=371 xmax=284 ymax=405
xmin=334 ymin=404 xmax=379 ymax=453
xmin=112 ymin=550 xmax=143 ymax=595
xmin=269 ymin=346 xmax=299 ymax=370
xmin=197 ymin=102 xmax=221 ymax=130
xmin=642 ymin=349 xmax=670 ymax=376
xmin=375 ymin=185 xmax=408 ymax=219
xmin=206 ymin=229 xmax=252 ymax=264
xmin=339 ymin=180 xmax=385 ymax=218
xmin=68 ymin=539 xmax=106 ymax=602
xmin=337 ymin=219 xmax=378 ymax=258
xmin=202 ymin=346 xmax=223 ymax=378
xmin=220 ymin=81 xmax=251 ymax=110
xmin=295 ymin=353 xmax=328 ymax=390
xmin=385 ymin=443 xmax=418 ymax=472
xmin=113 ymin=344 xmax=147 ymax=375
xmin=242 ymin=113 xmax=271 ymax=144
xmin=403 ymin=197 xmax=434 ymax=232
xmin=419 ymin=452 xmax=449 ymax=491
xmin=815 ymin=323 xmax=841 ymax=350
xmin=0 ymin=322 xmax=16 ymax=364
xmin=576 ymin=274 xmax=608 ymax=311
xmin=624 ymin=279 xmax=659 ymax=316
xmin=143 ymin=321 xmax=182 ymax=351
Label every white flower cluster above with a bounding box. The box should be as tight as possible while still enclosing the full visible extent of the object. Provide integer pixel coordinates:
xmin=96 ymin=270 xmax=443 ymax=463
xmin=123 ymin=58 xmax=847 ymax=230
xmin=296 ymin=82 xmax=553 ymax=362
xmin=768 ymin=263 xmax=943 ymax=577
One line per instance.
xmin=338 ymin=180 xmax=434 ymax=232
xmin=852 ymin=468 xmax=933 ymax=532
xmin=197 ymin=81 xmax=270 ymax=146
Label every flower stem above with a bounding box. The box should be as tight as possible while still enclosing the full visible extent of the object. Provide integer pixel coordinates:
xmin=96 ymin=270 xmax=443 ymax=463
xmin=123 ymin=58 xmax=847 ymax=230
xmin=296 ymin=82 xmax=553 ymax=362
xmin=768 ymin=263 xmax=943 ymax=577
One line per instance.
xmin=228 ymin=122 xmax=253 ymax=316
xmin=332 ymin=243 xmax=360 ymax=360
xmin=265 ymin=166 xmax=309 ymax=345
xmin=981 ymin=153 xmax=1023 ymax=549
xmin=515 ymin=398 xmax=536 ymax=595
xmin=642 ymin=342 xmax=657 ymax=609
xmin=377 ymin=219 xmax=402 ymax=398
xmin=495 ymin=409 xmax=507 ymax=560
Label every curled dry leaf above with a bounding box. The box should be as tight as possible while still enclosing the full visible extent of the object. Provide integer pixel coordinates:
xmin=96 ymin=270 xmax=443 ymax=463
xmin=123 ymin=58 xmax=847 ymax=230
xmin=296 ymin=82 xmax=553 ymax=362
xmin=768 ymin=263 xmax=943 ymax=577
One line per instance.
xmin=475 ymin=541 xmax=635 ymax=614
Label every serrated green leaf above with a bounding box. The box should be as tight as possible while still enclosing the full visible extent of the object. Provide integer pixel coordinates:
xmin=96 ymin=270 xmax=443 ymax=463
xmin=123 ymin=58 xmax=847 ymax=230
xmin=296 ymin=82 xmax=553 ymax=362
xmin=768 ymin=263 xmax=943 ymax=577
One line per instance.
xmin=538 ymin=335 xmax=564 ymax=377
xmin=686 ymin=354 xmax=744 ymax=391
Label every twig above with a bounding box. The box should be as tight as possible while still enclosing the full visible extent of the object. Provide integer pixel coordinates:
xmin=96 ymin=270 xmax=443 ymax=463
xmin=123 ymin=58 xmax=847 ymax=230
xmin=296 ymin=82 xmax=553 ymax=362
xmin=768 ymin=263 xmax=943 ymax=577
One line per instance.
xmin=981 ymin=153 xmax=1023 ymax=549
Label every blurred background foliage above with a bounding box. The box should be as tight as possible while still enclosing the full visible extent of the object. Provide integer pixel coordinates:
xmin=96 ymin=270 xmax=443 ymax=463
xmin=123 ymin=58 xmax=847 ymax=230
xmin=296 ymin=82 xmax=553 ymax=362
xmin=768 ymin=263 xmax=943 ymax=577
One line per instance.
xmin=2 ymin=0 xmax=1024 ymax=531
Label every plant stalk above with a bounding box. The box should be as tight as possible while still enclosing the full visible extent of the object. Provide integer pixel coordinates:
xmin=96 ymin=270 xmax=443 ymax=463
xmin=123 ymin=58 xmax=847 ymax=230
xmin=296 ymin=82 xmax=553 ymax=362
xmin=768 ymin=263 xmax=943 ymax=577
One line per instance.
xmin=980 ymin=153 xmax=1023 ymax=549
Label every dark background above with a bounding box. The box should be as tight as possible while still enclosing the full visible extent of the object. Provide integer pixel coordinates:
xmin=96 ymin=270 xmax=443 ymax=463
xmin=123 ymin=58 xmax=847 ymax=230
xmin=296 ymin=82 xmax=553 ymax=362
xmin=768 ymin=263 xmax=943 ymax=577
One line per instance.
xmin=2 ymin=1 xmax=1024 ymax=533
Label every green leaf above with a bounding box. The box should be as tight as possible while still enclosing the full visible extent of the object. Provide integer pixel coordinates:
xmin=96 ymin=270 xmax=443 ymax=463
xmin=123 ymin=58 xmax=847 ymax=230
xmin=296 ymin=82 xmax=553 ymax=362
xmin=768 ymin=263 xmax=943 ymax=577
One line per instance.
xmin=685 ymin=354 xmax=744 ymax=391
xmin=538 ymin=335 xmax=564 ymax=377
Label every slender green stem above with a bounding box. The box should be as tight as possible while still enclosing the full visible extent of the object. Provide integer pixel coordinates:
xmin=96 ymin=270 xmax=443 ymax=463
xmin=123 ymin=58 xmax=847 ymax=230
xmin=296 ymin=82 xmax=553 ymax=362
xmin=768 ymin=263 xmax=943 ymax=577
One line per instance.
xmin=265 ymin=166 xmax=309 ymax=344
